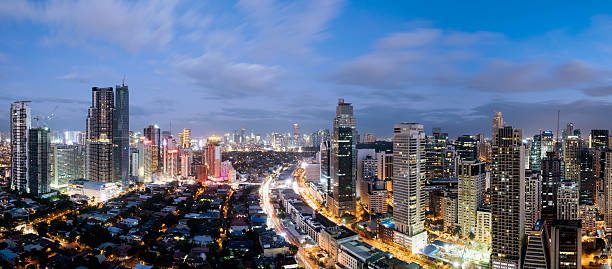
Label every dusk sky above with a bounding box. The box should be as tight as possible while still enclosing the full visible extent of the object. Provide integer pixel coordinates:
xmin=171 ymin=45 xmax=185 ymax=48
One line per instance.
xmin=2 ymin=1 xmax=612 ymax=138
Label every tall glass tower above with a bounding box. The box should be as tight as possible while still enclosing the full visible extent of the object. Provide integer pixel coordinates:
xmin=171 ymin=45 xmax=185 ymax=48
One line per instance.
xmin=87 ymin=87 xmax=114 ymax=182
xmin=327 ymin=99 xmax=357 ymax=217
xmin=113 ymin=84 xmax=129 ymax=186
xmin=10 ymin=101 xmax=31 ymax=193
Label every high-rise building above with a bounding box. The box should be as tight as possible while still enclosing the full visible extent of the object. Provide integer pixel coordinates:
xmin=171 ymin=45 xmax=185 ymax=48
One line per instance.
xmin=590 ymin=129 xmax=609 ymax=150
xmin=320 ymin=140 xmax=331 ymax=189
xmin=490 ymin=125 xmax=525 ymax=268
xmin=392 ymin=123 xmax=427 ymax=252
xmin=205 ymin=136 xmax=222 ymax=179
xmin=293 ymin=123 xmax=300 ymax=147
xmin=540 ymin=131 xmax=555 ymax=160
xmin=112 ymin=84 xmax=129 ymax=186
xmin=425 ymin=128 xmax=450 ymax=180
xmin=492 ymin=111 xmax=504 ymax=141
xmin=53 ymin=144 xmax=83 ymax=189
xmin=524 ymin=170 xmax=541 ymax=232
xmin=327 ymin=99 xmax=357 ymax=217
xmin=557 ymin=181 xmax=579 ymax=221
xmin=563 ymin=136 xmax=581 ymax=185
xmin=179 ymin=128 xmax=191 ymax=149
xmin=28 ymin=127 xmax=50 ymax=196
xmin=530 ymin=134 xmax=542 ymax=171
xmin=605 ymin=151 xmax=612 ymax=231
xmin=143 ymin=124 xmax=161 ymax=174
xmin=457 ymin=160 xmax=485 ymax=238
xmin=10 ymin=101 xmax=31 ymax=193
xmin=364 ymin=133 xmax=376 ymax=143
xmin=542 ymin=151 xmax=562 ymax=230
xmin=550 ymin=220 xmax=582 ymax=269
xmin=475 ymin=206 xmax=492 ymax=244
xmin=455 ymin=135 xmax=477 ymax=161
xmin=523 ymin=220 xmax=551 ymax=269
xmin=86 ymin=87 xmax=114 ymax=182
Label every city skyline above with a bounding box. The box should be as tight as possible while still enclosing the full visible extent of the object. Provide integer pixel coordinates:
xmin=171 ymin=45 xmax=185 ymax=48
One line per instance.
xmin=2 ymin=1 xmax=612 ymax=137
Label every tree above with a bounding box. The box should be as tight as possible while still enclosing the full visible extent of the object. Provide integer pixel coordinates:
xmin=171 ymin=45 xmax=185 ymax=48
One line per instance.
xmin=34 ymin=222 xmax=49 ymax=237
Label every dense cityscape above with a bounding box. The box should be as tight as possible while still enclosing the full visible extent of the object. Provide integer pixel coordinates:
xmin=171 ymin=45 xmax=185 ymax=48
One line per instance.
xmin=0 ymin=88 xmax=610 ymax=268
xmin=4 ymin=1 xmax=612 ymax=269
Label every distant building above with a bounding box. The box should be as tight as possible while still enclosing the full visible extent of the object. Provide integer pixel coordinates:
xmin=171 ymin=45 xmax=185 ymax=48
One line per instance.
xmin=475 ymin=206 xmax=491 ymax=244
xmin=364 ymin=133 xmax=376 ymax=143
xmin=143 ymin=124 xmax=161 ymax=174
xmin=590 ymin=129 xmax=609 ymax=150
xmin=112 ymin=84 xmax=129 ymax=186
xmin=53 ymin=144 xmax=84 ymax=190
xmin=457 ymin=160 xmax=485 ymax=238
xmin=179 ymin=128 xmax=191 ymax=149
xmin=557 ymin=181 xmax=579 ymax=221
xmin=524 ymin=170 xmax=542 ymax=230
xmin=443 ymin=192 xmax=458 ymax=230
xmin=68 ymin=179 xmax=120 ymax=202
xmin=205 ymin=136 xmax=221 ymax=179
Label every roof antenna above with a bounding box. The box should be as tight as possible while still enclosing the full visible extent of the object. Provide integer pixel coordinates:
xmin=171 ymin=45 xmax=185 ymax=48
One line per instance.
xmin=122 ymin=74 xmax=126 ymax=87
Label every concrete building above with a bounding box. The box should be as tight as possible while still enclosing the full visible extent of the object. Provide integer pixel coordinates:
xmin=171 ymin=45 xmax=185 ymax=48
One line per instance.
xmin=523 ymin=220 xmax=551 ymax=269
xmin=557 ymin=181 xmax=579 ymax=221
xmin=443 ymin=192 xmax=458 ymax=230
xmin=457 ymin=160 xmax=485 ymax=238
xmin=550 ymin=220 xmax=581 ymax=269
xmin=318 ymin=225 xmax=358 ymax=263
xmin=68 ymin=179 xmax=120 ymax=203
xmin=10 ymin=101 xmax=31 ymax=193
xmin=490 ymin=125 xmax=525 ymax=269
xmin=86 ymin=87 xmax=114 ymax=182
xmin=475 ymin=206 xmax=491 ymax=244
xmin=525 ymin=170 xmax=542 ymax=231
xmin=392 ymin=123 xmax=427 ymax=252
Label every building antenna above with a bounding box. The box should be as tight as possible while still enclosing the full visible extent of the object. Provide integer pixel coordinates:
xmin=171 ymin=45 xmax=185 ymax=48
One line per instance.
xmin=122 ymin=74 xmax=126 ymax=87
xmin=556 ymin=109 xmax=560 ymax=143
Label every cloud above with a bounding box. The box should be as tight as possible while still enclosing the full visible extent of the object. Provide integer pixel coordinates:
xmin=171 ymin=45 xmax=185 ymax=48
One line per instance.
xmin=175 ymin=53 xmax=282 ymax=98
xmin=582 ymin=85 xmax=612 ymax=97
xmin=0 ymin=0 xmax=176 ymax=51
xmin=330 ymin=25 xmax=612 ymax=95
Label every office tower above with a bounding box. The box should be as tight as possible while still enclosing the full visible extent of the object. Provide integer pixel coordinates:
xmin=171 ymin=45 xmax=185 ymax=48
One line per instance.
xmin=523 ymin=220 xmax=551 ymax=269
xmin=425 ymin=128 xmax=448 ymax=180
xmin=112 ymin=84 xmax=129 ymax=186
xmin=530 ymin=134 xmax=542 ymax=171
xmin=392 ymin=123 xmax=427 ymax=252
xmin=327 ymin=99 xmax=357 ymax=217
xmin=53 ymin=144 xmax=82 ymax=189
xmin=524 ymin=170 xmax=542 ymax=232
xmin=357 ymin=149 xmax=376 ymax=200
xmin=580 ymin=148 xmax=596 ymax=201
xmin=180 ymin=148 xmax=192 ymax=178
xmin=457 ymin=160 xmax=485 ymax=238
xmin=492 ymin=111 xmax=504 ymax=141
xmin=589 ymin=129 xmax=609 ymax=150
xmin=205 ymin=136 xmax=222 ymax=179
xmin=376 ymin=151 xmax=393 ymax=193
xmin=490 ymin=126 xmax=525 ymax=268
xmin=293 ymin=123 xmax=300 ymax=147
xmin=143 ymin=125 xmax=161 ymax=174
xmin=563 ymin=136 xmax=581 ymax=185
xmin=541 ymin=151 xmax=562 ymax=230
xmin=28 ymin=127 xmax=50 ymax=196
xmin=179 ymin=128 xmax=191 ymax=149
xmin=10 ymin=101 xmax=31 ymax=193
xmin=605 ymin=151 xmax=612 ymax=231
xmin=476 ymin=134 xmax=491 ymax=162
xmin=141 ymin=140 xmax=153 ymax=181
xmin=86 ymin=87 xmax=114 ymax=182
xmin=443 ymin=192 xmax=458 ymax=229
xmin=540 ymin=131 xmax=554 ymax=160
xmin=557 ymin=181 xmax=579 ymax=221
xmin=550 ymin=220 xmax=582 ymax=269
xmin=163 ymin=135 xmax=178 ymax=179
xmin=130 ymin=148 xmax=138 ymax=180
xmin=455 ymin=135 xmax=478 ymax=161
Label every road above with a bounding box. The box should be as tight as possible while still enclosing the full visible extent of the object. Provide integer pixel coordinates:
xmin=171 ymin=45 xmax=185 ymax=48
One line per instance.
xmin=259 ymin=169 xmax=318 ymax=269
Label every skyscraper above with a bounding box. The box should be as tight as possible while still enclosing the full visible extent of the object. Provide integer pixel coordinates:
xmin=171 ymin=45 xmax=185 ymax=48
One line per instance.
xmin=53 ymin=144 xmax=83 ymax=189
xmin=557 ymin=181 xmax=579 ymax=221
xmin=457 ymin=160 xmax=485 ymax=238
xmin=327 ymin=99 xmax=357 ymax=217
xmin=550 ymin=220 xmax=582 ymax=269
xmin=205 ymin=136 xmax=222 ymax=179
xmin=524 ymin=170 xmax=542 ymax=231
xmin=425 ymin=128 xmax=449 ymax=180
xmin=530 ymin=134 xmax=542 ymax=171
xmin=455 ymin=135 xmax=478 ymax=161
xmin=113 ymin=84 xmax=129 ymax=186
xmin=179 ymin=128 xmax=191 ymax=149
xmin=10 ymin=101 xmax=31 ymax=193
xmin=492 ymin=111 xmax=504 ymax=140
xmin=542 ymin=151 xmax=562 ymax=230
xmin=540 ymin=131 xmax=555 ymax=160
xmin=490 ymin=125 xmax=525 ymax=268
xmin=605 ymin=151 xmax=612 ymax=231
xmin=523 ymin=220 xmax=551 ymax=269
xmin=28 ymin=127 xmax=50 ymax=196
xmin=144 ymin=124 xmax=161 ymax=174
xmin=392 ymin=123 xmax=427 ymax=252
xmin=86 ymin=87 xmax=114 ymax=182
xmin=293 ymin=123 xmax=300 ymax=147
xmin=589 ymin=129 xmax=609 ymax=150
xmin=563 ymin=136 xmax=581 ymax=185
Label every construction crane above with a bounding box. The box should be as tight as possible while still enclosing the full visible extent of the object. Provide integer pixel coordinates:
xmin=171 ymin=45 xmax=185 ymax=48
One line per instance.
xmin=33 ymin=105 xmax=59 ymax=128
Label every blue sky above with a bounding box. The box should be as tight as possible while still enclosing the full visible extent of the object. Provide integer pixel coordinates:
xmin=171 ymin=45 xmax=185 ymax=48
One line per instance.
xmin=1 ymin=1 xmax=612 ymax=138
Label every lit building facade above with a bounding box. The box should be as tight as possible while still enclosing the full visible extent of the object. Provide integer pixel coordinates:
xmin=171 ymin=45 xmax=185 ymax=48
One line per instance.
xmin=10 ymin=101 xmax=31 ymax=193
xmin=86 ymin=87 xmax=114 ymax=182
